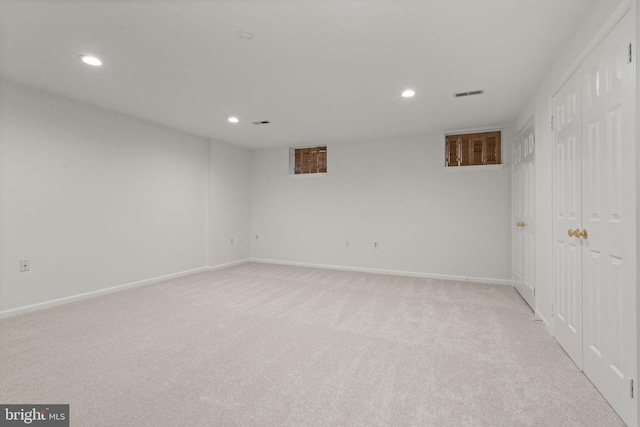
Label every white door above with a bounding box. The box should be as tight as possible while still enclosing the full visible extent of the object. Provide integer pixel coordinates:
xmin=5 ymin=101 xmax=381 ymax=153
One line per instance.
xmin=552 ymin=69 xmax=583 ymax=367
xmin=553 ymin=12 xmax=636 ymax=426
xmin=581 ymin=13 xmax=635 ymax=425
xmin=513 ymin=125 xmax=536 ymax=309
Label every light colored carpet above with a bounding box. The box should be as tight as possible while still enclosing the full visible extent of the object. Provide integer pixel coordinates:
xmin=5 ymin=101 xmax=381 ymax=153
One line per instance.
xmin=0 ymin=262 xmax=624 ymax=426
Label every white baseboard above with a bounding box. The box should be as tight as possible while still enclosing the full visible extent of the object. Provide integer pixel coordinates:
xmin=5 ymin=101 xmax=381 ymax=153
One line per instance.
xmin=207 ymin=258 xmax=250 ymax=271
xmin=0 ymin=257 xmax=508 ymax=319
xmin=0 ymin=266 xmax=209 ymax=319
xmin=249 ymin=258 xmax=512 ymax=286
xmin=0 ymin=259 xmax=254 ymax=319
xmin=534 ymin=310 xmax=551 ymax=331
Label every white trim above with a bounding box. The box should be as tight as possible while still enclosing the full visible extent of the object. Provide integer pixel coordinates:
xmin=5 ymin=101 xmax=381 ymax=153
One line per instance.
xmin=288 ymin=172 xmax=328 ymax=178
xmin=514 ymin=115 xmax=535 ymax=142
xmin=0 ymin=266 xmax=209 ymax=319
xmin=207 ymin=258 xmax=250 ymax=271
xmin=250 ymin=257 xmax=512 ymax=286
xmin=444 ymin=164 xmax=508 ymax=171
xmin=551 ymin=1 xmax=632 ymax=97
xmin=534 ymin=310 xmax=551 ymax=331
xmin=444 ymin=126 xmax=505 ymax=136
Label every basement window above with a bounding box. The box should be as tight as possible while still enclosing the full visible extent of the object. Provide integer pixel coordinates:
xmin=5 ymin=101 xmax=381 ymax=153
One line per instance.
xmin=445 ymin=131 xmax=502 ymax=167
xmin=290 ymin=146 xmax=327 ymax=175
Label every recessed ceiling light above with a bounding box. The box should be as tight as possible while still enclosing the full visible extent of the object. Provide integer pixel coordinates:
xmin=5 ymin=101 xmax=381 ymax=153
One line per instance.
xmin=228 ymin=117 xmax=239 ymax=123
xmin=402 ymin=89 xmax=415 ymax=98
xmin=79 ymin=55 xmax=102 ymax=66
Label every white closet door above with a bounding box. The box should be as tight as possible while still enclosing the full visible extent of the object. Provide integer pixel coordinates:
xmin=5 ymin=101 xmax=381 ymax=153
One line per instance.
xmin=513 ymin=126 xmax=536 ymax=309
xmin=513 ymin=139 xmax=523 ymax=297
xmin=581 ymin=12 xmax=635 ymax=425
xmin=552 ymin=70 xmax=583 ymax=367
xmin=553 ymin=11 xmax=636 ymax=426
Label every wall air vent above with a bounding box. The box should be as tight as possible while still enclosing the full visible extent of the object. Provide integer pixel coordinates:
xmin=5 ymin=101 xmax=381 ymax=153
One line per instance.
xmin=454 ymin=90 xmax=484 ymax=98
xmin=251 ymin=121 xmax=271 ymax=125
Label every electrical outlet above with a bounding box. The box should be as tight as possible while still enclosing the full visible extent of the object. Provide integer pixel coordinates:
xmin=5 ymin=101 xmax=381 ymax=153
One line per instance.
xmin=20 ymin=259 xmax=30 ymax=272
xmin=346 ymin=240 xmax=350 ymax=247
xmin=230 ymin=238 xmax=234 ymax=245
xmin=374 ymin=242 xmax=378 ymax=249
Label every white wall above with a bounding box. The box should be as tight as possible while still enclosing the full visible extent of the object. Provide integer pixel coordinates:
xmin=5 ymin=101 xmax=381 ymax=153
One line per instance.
xmin=209 ymin=140 xmax=251 ymax=267
xmin=250 ymin=133 xmax=512 ymax=283
xmin=515 ymin=0 xmax=629 ymax=328
xmin=0 ymin=80 xmax=210 ymax=315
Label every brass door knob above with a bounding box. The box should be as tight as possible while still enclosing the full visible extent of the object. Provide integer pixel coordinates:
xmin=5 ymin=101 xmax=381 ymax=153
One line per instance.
xmin=568 ymin=228 xmax=588 ymax=238
xmin=516 ymin=222 xmax=525 ymax=227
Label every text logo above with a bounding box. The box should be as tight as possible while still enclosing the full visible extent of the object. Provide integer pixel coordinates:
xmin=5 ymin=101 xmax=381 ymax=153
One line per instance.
xmin=0 ymin=405 xmax=68 ymax=426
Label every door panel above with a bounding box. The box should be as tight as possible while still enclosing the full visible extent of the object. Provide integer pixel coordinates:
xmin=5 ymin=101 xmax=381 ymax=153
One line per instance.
xmin=553 ymin=70 xmax=583 ymax=367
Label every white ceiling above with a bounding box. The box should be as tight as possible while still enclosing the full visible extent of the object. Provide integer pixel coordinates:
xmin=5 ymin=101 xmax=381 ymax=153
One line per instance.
xmin=0 ymin=0 xmax=594 ymax=149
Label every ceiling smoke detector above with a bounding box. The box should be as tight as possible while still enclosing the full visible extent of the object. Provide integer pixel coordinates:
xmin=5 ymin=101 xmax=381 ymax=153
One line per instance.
xmin=236 ymin=29 xmax=255 ymax=41
xmin=454 ymin=90 xmax=484 ymax=98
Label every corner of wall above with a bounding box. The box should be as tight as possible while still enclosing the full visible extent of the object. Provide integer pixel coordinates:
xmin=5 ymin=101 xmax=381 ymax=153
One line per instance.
xmin=208 ymin=139 xmax=252 ymax=268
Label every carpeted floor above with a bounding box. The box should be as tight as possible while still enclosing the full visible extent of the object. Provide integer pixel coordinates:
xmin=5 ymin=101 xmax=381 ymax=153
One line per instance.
xmin=0 ymin=262 xmax=624 ymax=426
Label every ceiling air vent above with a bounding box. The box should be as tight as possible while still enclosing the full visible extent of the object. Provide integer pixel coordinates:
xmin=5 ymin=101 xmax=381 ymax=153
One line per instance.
xmin=251 ymin=121 xmax=271 ymax=125
xmin=454 ymin=90 xmax=484 ymax=98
